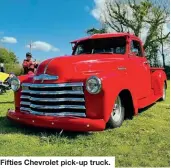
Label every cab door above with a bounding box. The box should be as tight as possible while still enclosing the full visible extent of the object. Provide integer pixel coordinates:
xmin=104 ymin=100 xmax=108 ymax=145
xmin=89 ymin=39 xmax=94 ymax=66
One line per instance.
xmin=128 ymin=39 xmax=151 ymax=99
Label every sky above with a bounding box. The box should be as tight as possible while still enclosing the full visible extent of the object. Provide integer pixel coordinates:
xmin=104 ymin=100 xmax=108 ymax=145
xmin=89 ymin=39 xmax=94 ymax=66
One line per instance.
xmin=0 ymin=0 xmax=170 ymax=63
xmin=0 ymin=0 xmax=100 ymax=62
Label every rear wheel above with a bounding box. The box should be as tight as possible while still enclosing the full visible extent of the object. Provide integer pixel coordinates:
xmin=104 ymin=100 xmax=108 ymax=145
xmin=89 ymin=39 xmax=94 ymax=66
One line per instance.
xmin=160 ymin=83 xmax=166 ymax=101
xmin=107 ymin=96 xmax=125 ymax=128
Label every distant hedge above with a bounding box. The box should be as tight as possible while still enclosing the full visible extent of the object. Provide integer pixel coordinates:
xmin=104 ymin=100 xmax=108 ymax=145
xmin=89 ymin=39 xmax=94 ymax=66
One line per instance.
xmin=0 ymin=47 xmax=23 ymax=76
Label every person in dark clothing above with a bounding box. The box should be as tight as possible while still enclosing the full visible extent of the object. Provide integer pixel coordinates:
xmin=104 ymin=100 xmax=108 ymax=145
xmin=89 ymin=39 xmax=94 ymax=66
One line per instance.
xmin=0 ymin=63 xmax=5 ymax=72
xmin=22 ymin=52 xmax=38 ymax=74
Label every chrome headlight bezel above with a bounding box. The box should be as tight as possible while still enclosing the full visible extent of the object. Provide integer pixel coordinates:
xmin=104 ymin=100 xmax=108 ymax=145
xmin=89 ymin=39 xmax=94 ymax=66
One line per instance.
xmin=11 ymin=77 xmax=20 ymax=92
xmin=86 ymin=76 xmax=102 ymax=94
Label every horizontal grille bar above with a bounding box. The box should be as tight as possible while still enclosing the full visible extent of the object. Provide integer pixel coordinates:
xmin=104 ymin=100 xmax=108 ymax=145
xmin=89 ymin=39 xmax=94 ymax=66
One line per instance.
xmin=29 ymin=97 xmax=85 ymax=102
xmin=20 ymin=108 xmax=86 ymax=117
xmin=30 ymin=111 xmax=86 ymax=117
xmin=22 ymin=90 xmax=84 ymax=95
xmin=21 ymin=101 xmax=30 ymax=106
xmin=22 ymin=83 xmax=83 ymax=88
xmin=20 ymin=107 xmax=30 ymax=112
xmin=30 ymin=104 xmax=86 ymax=110
xmin=21 ymin=95 xmax=30 ymax=99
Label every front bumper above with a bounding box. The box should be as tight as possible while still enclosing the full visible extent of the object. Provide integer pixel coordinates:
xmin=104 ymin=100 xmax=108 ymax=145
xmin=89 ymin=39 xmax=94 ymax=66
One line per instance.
xmin=7 ymin=110 xmax=106 ymax=132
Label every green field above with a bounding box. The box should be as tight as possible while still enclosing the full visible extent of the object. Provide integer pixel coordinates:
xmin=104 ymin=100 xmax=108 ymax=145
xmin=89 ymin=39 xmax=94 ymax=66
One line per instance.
xmin=0 ymin=82 xmax=170 ymax=167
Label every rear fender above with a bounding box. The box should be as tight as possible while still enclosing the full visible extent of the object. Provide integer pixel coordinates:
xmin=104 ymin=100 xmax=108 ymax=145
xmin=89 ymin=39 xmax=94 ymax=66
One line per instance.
xmin=151 ymin=70 xmax=167 ymax=95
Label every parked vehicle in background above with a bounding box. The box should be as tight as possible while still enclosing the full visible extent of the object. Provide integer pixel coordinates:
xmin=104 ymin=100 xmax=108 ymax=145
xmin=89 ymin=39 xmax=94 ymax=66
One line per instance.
xmin=0 ymin=72 xmax=15 ymax=94
xmin=7 ymin=33 xmax=167 ymax=132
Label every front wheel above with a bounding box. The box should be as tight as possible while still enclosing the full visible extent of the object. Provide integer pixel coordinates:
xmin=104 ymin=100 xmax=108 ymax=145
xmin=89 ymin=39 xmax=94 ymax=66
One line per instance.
xmin=107 ymin=96 xmax=125 ymax=128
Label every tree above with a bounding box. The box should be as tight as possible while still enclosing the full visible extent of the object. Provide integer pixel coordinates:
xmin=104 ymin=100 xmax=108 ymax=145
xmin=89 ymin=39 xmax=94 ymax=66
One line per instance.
xmin=157 ymin=26 xmax=170 ymax=68
xmin=87 ymin=0 xmax=170 ymax=66
xmin=0 ymin=48 xmax=18 ymax=64
xmin=0 ymin=48 xmax=22 ymax=75
xmin=87 ymin=27 xmax=107 ymax=35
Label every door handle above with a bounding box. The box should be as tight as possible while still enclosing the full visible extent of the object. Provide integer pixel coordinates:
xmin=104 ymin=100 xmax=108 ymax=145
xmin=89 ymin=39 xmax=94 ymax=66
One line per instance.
xmin=118 ymin=67 xmax=127 ymax=71
xmin=143 ymin=61 xmax=148 ymax=64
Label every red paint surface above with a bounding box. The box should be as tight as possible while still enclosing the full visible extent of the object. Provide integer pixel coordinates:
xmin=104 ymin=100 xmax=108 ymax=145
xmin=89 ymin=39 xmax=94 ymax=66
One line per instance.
xmin=7 ymin=33 xmax=167 ymax=132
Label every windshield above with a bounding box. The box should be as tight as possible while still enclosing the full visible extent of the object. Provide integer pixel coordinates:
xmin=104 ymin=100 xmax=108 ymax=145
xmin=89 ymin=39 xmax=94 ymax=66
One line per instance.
xmin=73 ymin=37 xmax=126 ymax=55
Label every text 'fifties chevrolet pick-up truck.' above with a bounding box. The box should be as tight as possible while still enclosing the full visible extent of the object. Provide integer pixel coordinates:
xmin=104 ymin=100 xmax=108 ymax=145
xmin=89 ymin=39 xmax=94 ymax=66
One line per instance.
xmin=7 ymin=33 xmax=167 ymax=132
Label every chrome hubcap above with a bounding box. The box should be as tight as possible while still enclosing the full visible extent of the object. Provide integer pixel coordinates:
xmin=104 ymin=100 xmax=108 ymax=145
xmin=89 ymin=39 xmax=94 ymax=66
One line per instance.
xmin=112 ymin=97 xmax=122 ymax=122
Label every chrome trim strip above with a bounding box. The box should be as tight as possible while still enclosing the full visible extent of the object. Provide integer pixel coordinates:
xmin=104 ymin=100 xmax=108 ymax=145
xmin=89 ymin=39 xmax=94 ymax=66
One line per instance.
xmin=30 ymin=97 xmax=85 ymax=102
xmin=33 ymin=74 xmax=59 ymax=81
xmin=22 ymin=83 xmax=83 ymax=87
xmin=30 ymin=111 xmax=86 ymax=117
xmin=44 ymin=58 xmax=55 ymax=74
xmin=21 ymin=83 xmax=31 ymax=87
xmin=30 ymin=104 xmax=86 ymax=109
xmin=22 ymin=90 xmax=84 ymax=95
xmin=20 ymin=101 xmax=30 ymax=106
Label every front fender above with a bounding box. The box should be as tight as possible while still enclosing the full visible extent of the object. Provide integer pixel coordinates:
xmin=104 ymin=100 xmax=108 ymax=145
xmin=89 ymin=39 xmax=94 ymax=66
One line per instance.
xmin=85 ymin=71 xmax=138 ymax=123
xmin=102 ymin=72 xmax=138 ymax=122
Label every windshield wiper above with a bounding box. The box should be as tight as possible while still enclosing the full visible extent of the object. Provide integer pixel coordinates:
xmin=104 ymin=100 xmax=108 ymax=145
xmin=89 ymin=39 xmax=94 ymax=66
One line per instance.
xmin=93 ymin=52 xmax=113 ymax=54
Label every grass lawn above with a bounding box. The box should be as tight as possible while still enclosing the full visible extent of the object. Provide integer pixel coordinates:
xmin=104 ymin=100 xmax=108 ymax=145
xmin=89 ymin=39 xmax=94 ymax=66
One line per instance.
xmin=0 ymin=81 xmax=170 ymax=167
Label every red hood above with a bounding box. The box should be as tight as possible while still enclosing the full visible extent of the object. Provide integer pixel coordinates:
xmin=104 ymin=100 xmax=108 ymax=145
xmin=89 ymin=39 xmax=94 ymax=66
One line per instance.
xmin=36 ymin=54 xmax=125 ymax=82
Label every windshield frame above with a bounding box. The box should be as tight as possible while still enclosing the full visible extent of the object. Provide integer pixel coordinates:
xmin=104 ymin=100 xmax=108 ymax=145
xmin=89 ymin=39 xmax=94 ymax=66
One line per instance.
xmin=72 ymin=36 xmax=127 ymax=56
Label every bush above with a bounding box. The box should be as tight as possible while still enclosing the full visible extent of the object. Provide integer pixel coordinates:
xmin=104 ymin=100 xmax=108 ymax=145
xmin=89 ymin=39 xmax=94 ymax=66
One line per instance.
xmin=5 ymin=64 xmax=24 ymax=76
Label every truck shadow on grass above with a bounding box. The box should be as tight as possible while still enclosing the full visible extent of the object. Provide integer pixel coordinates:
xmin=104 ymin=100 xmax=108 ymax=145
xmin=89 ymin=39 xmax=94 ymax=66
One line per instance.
xmin=0 ymin=103 xmax=157 ymax=139
xmin=138 ymin=103 xmax=156 ymax=114
xmin=0 ymin=116 xmax=92 ymax=139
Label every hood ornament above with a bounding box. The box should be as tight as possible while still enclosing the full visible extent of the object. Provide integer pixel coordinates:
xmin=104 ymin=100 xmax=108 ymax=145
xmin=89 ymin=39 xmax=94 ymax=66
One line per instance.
xmin=34 ymin=74 xmax=59 ymax=83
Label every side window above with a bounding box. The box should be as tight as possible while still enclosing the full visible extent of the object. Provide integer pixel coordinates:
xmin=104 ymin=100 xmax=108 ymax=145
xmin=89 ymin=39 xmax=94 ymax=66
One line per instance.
xmin=74 ymin=45 xmax=84 ymax=55
xmin=130 ymin=40 xmax=142 ymax=56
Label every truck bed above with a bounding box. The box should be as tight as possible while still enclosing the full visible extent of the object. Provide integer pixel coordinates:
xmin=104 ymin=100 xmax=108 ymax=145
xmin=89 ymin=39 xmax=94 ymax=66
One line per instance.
xmin=150 ymin=67 xmax=164 ymax=72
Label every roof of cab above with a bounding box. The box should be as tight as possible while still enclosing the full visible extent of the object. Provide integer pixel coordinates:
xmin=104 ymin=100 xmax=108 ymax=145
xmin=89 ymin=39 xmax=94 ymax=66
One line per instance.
xmin=71 ymin=32 xmax=137 ymax=43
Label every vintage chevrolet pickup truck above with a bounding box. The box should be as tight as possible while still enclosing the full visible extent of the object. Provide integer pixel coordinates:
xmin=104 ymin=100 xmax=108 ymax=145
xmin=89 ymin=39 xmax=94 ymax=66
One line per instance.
xmin=7 ymin=33 xmax=167 ymax=132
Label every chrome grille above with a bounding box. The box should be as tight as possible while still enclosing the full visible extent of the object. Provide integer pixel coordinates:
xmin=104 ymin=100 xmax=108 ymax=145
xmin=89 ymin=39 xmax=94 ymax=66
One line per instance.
xmin=20 ymin=83 xmax=86 ymax=117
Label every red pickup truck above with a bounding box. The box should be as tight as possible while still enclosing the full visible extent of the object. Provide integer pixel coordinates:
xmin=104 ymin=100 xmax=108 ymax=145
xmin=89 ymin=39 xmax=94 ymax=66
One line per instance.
xmin=7 ymin=33 xmax=167 ymax=132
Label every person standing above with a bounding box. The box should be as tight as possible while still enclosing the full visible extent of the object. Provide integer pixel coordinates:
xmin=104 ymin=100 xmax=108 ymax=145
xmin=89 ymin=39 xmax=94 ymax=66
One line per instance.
xmin=0 ymin=63 xmax=5 ymax=72
xmin=22 ymin=52 xmax=38 ymax=75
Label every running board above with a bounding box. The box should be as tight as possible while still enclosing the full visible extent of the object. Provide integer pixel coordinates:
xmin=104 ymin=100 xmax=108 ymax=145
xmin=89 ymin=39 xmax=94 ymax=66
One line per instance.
xmin=137 ymin=95 xmax=161 ymax=109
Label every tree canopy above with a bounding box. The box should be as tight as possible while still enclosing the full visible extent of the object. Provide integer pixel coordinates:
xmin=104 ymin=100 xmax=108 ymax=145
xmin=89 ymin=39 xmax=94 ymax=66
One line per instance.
xmin=86 ymin=0 xmax=170 ymax=66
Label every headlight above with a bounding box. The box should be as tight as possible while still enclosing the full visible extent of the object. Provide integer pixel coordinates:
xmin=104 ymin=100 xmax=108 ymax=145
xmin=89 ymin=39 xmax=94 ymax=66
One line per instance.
xmin=86 ymin=76 xmax=102 ymax=94
xmin=11 ymin=77 xmax=20 ymax=92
